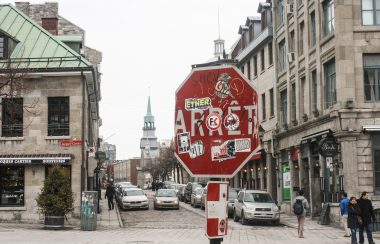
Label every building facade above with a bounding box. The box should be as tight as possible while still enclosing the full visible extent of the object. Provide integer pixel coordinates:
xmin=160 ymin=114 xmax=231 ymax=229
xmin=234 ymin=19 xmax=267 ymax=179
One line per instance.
xmin=229 ymin=2 xmax=277 ymax=201
xmin=0 ymin=3 xmax=101 ymax=223
xmin=269 ymin=0 xmax=380 ymax=217
xmin=113 ymin=158 xmax=140 ymax=186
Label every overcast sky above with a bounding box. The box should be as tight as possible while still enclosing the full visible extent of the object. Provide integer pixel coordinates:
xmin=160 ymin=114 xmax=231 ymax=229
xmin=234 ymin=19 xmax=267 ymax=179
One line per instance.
xmin=17 ymin=0 xmax=260 ymax=159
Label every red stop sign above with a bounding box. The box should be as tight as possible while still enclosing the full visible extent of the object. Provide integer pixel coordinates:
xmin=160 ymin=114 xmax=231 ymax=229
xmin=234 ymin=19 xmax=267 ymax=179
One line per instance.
xmin=174 ymin=66 xmax=259 ymax=178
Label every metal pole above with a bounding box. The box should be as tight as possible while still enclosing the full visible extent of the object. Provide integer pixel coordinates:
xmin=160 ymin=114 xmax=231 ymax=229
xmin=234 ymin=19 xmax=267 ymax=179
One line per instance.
xmin=210 ymin=238 xmax=223 ymax=244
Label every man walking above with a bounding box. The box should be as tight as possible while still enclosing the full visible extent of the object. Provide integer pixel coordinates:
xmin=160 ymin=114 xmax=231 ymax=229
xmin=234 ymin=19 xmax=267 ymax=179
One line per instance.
xmin=340 ymin=191 xmax=351 ymax=237
xmin=357 ymin=191 xmax=376 ymax=244
xmin=293 ymin=190 xmax=309 ymax=238
xmin=105 ymin=183 xmax=115 ymax=210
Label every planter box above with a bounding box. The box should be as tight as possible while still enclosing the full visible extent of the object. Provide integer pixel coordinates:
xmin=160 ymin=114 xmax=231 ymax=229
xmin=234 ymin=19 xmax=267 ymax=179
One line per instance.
xmin=44 ymin=215 xmax=64 ymax=230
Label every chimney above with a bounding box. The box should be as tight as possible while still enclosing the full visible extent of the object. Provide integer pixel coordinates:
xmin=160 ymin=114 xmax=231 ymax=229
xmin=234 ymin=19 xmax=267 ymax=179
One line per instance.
xmin=15 ymin=2 xmax=30 ymax=16
xmin=42 ymin=18 xmax=58 ymax=35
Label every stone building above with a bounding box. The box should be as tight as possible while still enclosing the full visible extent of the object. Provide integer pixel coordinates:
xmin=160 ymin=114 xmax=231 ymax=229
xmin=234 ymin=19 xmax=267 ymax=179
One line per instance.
xmin=112 ymin=158 xmax=140 ymax=186
xmin=229 ymin=2 xmax=277 ymax=201
xmin=268 ymin=0 xmax=380 ymax=218
xmin=0 ymin=3 xmax=101 ymax=223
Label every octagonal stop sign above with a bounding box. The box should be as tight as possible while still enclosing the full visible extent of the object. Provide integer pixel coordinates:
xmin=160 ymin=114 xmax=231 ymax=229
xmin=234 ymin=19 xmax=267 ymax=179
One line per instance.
xmin=174 ymin=66 xmax=259 ymax=178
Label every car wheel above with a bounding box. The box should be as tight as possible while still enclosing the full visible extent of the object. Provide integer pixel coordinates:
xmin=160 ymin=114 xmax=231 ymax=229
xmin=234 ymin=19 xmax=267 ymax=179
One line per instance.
xmin=241 ymin=211 xmax=248 ymax=225
xmin=273 ymin=219 xmax=280 ymax=226
xmin=233 ymin=209 xmax=239 ymax=222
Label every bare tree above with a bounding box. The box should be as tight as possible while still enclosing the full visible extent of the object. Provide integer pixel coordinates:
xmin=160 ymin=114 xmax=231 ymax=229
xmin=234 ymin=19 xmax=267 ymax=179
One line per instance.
xmin=0 ymin=60 xmax=39 ymax=136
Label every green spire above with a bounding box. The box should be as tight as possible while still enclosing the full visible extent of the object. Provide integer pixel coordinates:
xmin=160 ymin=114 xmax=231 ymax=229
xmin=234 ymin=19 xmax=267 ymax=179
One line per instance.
xmin=144 ymin=96 xmax=154 ymax=128
xmin=146 ymin=96 xmax=152 ymax=116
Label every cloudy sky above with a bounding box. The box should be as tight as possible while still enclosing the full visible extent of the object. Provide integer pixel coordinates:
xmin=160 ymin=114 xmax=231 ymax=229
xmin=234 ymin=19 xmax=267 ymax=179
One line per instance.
xmin=16 ymin=0 xmax=260 ymax=159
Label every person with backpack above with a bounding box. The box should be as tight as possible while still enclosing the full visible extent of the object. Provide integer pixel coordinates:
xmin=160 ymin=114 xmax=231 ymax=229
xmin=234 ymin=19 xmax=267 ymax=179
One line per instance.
xmin=293 ymin=190 xmax=309 ymax=238
xmin=340 ymin=191 xmax=351 ymax=237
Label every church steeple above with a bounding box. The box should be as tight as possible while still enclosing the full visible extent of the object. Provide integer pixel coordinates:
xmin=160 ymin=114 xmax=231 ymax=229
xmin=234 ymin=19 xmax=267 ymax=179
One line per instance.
xmin=144 ymin=96 xmax=155 ymax=129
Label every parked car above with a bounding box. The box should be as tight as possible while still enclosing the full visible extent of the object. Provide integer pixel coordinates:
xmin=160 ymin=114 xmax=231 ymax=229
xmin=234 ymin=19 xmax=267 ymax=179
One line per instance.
xmin=168 ymin=183 xmax=185 ymax=194
xmin=177 ymin=185 xmax=186 ymax=202
xmin=227 ymin=188 xmax=238 ymax=217
xmin=153 ymin=189 xmax=179 ymax=210
xmin=190 ymin=187 xmax=203 ymax=208
xmin=184 ymin=182 xmax=202 ymax=203
xmin=200 ymin=186 xmax=207 ymax=210
xmin=116 ymin=184 xmax=138 ymax=206
xmin=233 ymin=190 xmax=280 ymax=225
xmin=120 ymin=188 xmax=149 ymax=210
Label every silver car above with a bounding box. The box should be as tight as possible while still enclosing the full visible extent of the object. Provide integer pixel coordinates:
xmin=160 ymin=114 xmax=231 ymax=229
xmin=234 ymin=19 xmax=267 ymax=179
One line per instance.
xmin=153 ymin=189 xmax=179 ymax=210
xmin=233 ymin=190 xmax=280 ymax=225
xmin=120 ymin=188 xmax=149 ymax=210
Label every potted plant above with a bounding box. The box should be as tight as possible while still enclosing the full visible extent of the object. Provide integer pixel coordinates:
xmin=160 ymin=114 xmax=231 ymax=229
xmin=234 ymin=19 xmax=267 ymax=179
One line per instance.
xmin=36 ymin=165 xmax=74 ymax=229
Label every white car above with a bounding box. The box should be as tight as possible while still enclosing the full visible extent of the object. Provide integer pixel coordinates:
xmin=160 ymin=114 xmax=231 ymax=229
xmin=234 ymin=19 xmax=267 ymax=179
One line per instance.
xmin=120 ymin=188 xmax=149 ymax=210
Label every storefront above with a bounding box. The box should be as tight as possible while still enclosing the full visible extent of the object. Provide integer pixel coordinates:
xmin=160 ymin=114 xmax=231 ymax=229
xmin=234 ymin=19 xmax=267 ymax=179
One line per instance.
xmin=0 ymin=154 xmax=72 ymax=221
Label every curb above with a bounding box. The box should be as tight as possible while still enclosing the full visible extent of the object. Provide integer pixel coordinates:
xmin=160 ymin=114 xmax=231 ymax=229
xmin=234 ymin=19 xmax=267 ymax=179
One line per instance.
xmin=114 ymin=203 xmax=124 ymax=228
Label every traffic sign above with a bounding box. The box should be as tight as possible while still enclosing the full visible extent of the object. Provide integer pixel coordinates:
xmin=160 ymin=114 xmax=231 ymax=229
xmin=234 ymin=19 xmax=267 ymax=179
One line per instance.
xmin=174 ymin=66 xmax=259 ymax=178
xmin=205 ymin=181 xmax=228 ymax=239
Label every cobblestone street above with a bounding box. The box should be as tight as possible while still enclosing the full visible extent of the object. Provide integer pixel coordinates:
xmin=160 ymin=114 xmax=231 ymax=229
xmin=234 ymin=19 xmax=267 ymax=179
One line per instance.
xmin=0 ymin=190 xmax=379 ymax=244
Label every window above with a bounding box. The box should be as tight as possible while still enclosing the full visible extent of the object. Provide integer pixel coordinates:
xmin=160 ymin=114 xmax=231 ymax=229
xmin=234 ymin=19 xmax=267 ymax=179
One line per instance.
xmin=254 ymin=55 xmax=258 ymax=77
xmin=291 ymin=83 xmax=296 ymax=123
xmin=300 ymin=77 xmax=306 ymax=116
xmin=261 ymin=49 xmax=265 ymax=71
xmin=362 ymin=0 xmax=380 ymax=25
xmin=311 ymin=70 xmax=318 ymax=111
xmin=324 ymin=59 xmax=336 ymax=108
xmin=0 ymin=35 xmax=8 ymax=59
xmin=299 ymin=22 xmax=304 ymax=56
xmin=0 ymin=166 xmax=24 ymax=206
xmin=1 ymin=98 xmax=23 ymax=137
xmin=280 ymin=89 xmax=288 ymax=126
xmin=278 ymin=0 xmax=285 ymax=26
xmin=48 ymin=97 xmax=69 ymax=136
xmin=290 ymin=31 xmax=295 ymax=52
xmin=241 ymin=66 xmax=244 ymax=74
xmin=269 ymin=88 xmax=274 ymax=116
xmin=262 ymin=93 xmax=266 ymax=120
xmin=373 ymin=134 xmax=380 ymax=194
xmin=364 ymin=54 xmax=380 ymax=102
xmin=279 ymin=39 xmax=286 ymax=72
xmin=268 ymin=42 xmax=273 ymax=65
xmin=310 ymin=12 xmax=316 ymax=47
xmin=247 ymin=60 xmax=251 ymax=80
xmin=323 ymin=0 xmax=335 ymax=36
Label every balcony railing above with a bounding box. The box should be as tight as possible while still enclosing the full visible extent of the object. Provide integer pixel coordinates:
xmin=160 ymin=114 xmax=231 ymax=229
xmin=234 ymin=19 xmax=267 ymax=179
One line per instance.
xmin=1 ymin=124 xmax=23 ymax=137
xmin=48 ymin=123 xmax=69 ymax=136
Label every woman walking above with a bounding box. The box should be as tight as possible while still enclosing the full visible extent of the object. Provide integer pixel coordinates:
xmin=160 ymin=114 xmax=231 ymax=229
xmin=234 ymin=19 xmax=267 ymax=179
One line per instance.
xmin=347 ymin=196 xmax=362 ymax=244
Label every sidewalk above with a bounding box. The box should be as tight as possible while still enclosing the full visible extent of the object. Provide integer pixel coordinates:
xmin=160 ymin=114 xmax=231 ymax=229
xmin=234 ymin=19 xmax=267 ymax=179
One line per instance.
xmin=96 ymin=189 xmax=123 ymax=230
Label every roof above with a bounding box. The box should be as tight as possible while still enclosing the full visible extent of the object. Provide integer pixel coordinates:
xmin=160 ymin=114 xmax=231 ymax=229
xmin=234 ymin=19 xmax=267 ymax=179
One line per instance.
xmin=0 ymin=4 xmax=92 ymax=71
xmin=56 ymin=35 xmax=83 ymax=43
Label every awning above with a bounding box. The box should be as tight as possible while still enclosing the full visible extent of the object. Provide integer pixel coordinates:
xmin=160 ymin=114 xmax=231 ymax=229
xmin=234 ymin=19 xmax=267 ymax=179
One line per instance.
xmin=251 ymin=152 xmax=261 ymax=161
xmin=0 ymin=154 xmax=72 ymax=165
xmin=363 ymin=125 xmax=380 ymax=132
xmin=301 ymin=129 xmax=333 ymax=144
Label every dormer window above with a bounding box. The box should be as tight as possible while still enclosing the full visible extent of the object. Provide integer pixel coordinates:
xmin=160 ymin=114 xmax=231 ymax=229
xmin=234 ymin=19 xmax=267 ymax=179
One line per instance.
xmin=0 ymin=35 xmax=8 ymax=59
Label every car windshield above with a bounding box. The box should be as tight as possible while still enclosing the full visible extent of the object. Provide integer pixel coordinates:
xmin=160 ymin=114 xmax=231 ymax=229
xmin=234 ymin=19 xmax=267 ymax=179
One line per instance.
xmin=192 ymin=184 xmax=201 ymax=190
xmin=195 ymin=188 xmax=203 ymax=195
xmin=124 ymin=190 xmax=144 ymax=196
xmin=157 ymin=190 xmax=176 ymax=197
xmin=244 ymin=193 xmax=273 ymax=203
xmin=228 ymin=190 xmax=237 ymax=200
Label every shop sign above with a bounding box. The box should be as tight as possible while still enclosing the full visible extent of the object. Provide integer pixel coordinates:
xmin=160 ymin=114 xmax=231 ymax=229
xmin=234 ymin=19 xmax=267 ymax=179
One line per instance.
xmin=318 ymin=136 xmax=338 ymax=157
xmin=0 ymin=158 xmax=70 ymax=164
xmin=60 ymin=140 xmax=82 ymax=147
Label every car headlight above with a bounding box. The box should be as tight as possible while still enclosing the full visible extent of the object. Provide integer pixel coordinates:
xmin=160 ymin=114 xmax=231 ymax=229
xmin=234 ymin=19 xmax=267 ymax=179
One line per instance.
xmin=245 ymin=205 xmax=255 ymax=211
xmin=272 ymin=205 xmax=279 ymax=212
xmin=174 ymin=200 xmax=178 ymax=204
xmin=156 ymin=200 xmax=161 ymax=203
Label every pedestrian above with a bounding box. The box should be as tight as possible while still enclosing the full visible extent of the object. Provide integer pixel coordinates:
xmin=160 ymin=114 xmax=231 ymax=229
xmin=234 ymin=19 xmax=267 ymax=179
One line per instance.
xmin=105 ymin=183 xmax=115 ymax=210
xmin=292 ymin=190 xmax=309 ymax=238
xmin=357 ymin=191 xmax=376 ymax=244
xmin=348 ymin=196 xmax=361 ymax=244
xmin=340 ymin=191 xmax=351 ymax=237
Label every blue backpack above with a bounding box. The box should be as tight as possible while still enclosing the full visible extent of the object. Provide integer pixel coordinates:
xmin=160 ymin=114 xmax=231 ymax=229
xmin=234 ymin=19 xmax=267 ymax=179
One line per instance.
xmin=293 ymin=199 xmax=304 ymax=215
